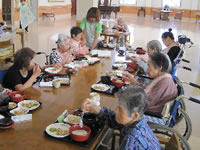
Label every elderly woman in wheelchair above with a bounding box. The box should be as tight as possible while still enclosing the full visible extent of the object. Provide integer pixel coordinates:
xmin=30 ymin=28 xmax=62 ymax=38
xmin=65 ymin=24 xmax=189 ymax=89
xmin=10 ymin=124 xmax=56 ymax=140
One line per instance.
xmin=82 ymin=86 xmax=161 ymax=150
xmin=123 ymin=52 xmax=177 ymax=115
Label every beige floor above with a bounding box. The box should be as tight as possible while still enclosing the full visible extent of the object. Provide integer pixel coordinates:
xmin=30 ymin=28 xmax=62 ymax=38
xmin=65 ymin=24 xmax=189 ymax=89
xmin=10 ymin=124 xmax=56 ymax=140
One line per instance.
xmin=14 ymin=13 xmax=200 ymax=149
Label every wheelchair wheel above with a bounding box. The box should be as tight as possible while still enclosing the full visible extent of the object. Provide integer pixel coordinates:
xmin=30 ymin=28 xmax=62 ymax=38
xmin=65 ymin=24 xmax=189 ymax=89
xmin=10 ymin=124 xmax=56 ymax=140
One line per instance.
xmin=176 ymin=99 xmax=186 ymax=124
xmin=149 ymin=123 xmax=191 ymax=150
xmin=174 ymin=108 xmax=192 ymax=140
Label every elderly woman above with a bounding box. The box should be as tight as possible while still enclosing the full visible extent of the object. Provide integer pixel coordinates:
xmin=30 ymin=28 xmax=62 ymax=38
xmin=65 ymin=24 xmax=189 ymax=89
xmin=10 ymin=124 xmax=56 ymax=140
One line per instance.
xmin=49 ymin=34 xmax=73 ymax=65
xmin=82 ymin=86 xmax=160 ymax=149
xmin=162 ymin=28 xmax=180 ymax=62
xmin=132 ymin=40 xmax=172 ymax=73
xmin=123 ymin=53 xmax=177 ymax=114
xmin=3 ymin=48 xmax=41 ymax=91
xmin=112 ymin=18 xmax=129 ymax=46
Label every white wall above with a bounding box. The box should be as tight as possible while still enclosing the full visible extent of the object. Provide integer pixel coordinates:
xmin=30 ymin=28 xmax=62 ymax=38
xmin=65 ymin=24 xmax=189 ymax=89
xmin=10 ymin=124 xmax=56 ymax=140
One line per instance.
xmin=77 ymin=0 xmax=98 ymax=21
xmin=0 ymin=0 xmax=2 ymax=9
xmin=38 ymin=0 xmax=71 ymax=6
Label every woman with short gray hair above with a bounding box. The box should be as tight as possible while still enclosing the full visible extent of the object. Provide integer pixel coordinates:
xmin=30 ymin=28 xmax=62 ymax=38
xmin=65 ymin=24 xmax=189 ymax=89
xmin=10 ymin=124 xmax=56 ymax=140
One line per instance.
xmin=123 ymin=53 xmax=177 ymax=114
xmin=82 ymin=86 xmax=160 ymax=149
xmin=132 ymin=40 xmax=172 ymax=73
xmin=49 ymin=34 xmax=73 ymax=65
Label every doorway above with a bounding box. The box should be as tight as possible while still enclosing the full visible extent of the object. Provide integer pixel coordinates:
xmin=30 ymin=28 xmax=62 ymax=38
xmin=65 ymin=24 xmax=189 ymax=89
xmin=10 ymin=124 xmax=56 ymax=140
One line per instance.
xmin=71 ymin=0 xmax=76 ymax=16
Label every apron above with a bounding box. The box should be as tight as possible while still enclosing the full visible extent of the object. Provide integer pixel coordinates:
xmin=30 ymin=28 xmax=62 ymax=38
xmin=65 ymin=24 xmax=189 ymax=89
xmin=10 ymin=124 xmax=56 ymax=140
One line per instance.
xmin=85 ymin=21 xmax=101 ymax=49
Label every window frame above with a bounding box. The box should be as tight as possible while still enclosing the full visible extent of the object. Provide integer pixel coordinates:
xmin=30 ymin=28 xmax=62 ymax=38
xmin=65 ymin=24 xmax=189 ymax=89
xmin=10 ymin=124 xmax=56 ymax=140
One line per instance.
xmin=162 ymin=0 xmax=182 ymax=9
xmin=119 ymin=0 xmax=137 ymax=6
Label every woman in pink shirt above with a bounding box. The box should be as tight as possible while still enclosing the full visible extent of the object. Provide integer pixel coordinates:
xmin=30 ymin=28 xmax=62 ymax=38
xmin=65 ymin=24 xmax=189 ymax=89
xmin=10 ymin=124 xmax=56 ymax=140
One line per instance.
xmin=70 ymin=27 xmax=89 ymax=55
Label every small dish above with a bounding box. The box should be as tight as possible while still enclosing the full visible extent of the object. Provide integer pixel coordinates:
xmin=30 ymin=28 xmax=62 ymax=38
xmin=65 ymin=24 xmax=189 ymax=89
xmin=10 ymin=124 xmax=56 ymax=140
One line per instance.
xmin=69 ymin=125 xmax=91 ymax=142
xmin=45 ymin=67 xmax=61 ymax=76
xmin=64 ymin=114 xmax=81 ymax=125
xmin=8 ymin=102 xmax=17 ymax=109
xmin=10 ymin=107 xmax=29 ymax=116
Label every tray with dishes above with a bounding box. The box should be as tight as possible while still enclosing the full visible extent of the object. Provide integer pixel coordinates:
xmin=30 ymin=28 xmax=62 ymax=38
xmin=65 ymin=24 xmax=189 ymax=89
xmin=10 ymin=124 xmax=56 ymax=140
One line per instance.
xmin=8 ymin=99 xmax=42 ymax=116
xmin=44 ymin=111 xmax=105 ymax=147
xmin=38 ymin=74 xmax=71 ymax=87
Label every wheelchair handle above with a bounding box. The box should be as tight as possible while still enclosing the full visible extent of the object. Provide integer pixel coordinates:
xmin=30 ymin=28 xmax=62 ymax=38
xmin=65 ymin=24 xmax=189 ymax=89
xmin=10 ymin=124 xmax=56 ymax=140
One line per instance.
xmin=182 ymin=59 xmax=190 ymax=63
xmin=182 ymin=66 xmax=192 ymax=71
xmin=189 ymin=82 xmax=200 ymax=89
xmin=188 ymin=97 xmax=200 ymax=104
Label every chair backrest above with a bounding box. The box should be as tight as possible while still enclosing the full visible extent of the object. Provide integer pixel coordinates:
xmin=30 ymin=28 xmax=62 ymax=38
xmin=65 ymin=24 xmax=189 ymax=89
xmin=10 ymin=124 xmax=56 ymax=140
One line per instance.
xmin=175 ymin=11 xmax=184 ymax=20
xmin=153 ymin=9 xmax=161 ymax=19
xmin=0 ymin=69 xmax=8 ymax=84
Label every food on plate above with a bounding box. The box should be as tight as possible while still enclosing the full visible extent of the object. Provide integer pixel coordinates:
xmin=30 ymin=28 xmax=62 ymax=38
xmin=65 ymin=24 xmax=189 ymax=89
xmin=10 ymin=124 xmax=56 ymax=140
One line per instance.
xmin=65 ymin=115 xmax=80 ymax=124
xmin=49 ymin=127 xmax=69 ymax=136
xmin=21 ymin=102 xmax=39 ymax=108
xmin=49 ymin=68 xmax=57 ymax=72
xmin=93 ymin=86 xmax=105 ymax=91
xmin=53 ymin=78 xmax=69 ymax=83
xmin=71 ymin=129 xmax=88 ymax=136
xmin=12 ymin=109 xmax=26 ymax=115
xmin=14 ymin=94 xmax=22 ymax=97
xmin=8 ymin=102 xmax=17 ymax=109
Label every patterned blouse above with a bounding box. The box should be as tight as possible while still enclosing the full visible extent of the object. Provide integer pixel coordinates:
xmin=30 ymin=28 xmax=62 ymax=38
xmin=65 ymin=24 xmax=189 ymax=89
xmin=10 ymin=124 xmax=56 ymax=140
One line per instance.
xmin=98 ymin=107 xmax=161 ymax=150
xmin=49 ymin=49 xmax=73 ymax=65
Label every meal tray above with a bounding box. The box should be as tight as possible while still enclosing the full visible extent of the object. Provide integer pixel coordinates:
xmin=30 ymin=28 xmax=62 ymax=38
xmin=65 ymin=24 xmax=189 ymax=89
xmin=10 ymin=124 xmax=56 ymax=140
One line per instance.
xmin=91 ymin=81 xmax=120 ymax=95
xmin=44 ymin=122 xmax=105 ymax=147
xmin=36 ymin=73 xmax=71 ymax=86
xmin=7 ymin=101 xmax=42 ymax=116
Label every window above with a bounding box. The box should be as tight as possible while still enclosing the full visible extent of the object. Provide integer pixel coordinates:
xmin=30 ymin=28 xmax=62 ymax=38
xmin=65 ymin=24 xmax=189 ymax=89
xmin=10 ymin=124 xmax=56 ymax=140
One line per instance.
xmin=120 ymin=0 xmax=137 ymax=5
xmin=162 ymin=0 xmax=181 ymax=8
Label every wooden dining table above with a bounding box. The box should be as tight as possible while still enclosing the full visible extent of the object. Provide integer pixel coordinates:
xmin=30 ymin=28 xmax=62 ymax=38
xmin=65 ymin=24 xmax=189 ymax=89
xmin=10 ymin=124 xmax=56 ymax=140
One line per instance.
xmin=0 ymin=52 xmax=121 ymax=150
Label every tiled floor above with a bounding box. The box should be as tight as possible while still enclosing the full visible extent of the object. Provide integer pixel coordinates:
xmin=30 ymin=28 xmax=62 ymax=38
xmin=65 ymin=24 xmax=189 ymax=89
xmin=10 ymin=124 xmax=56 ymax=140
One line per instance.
xmin=14 ymin=13 xmax=200 ymax=149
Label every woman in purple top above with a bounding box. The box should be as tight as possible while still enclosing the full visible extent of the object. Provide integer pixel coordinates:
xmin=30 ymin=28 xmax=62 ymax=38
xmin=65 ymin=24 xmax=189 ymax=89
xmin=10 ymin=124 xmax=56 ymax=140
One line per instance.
xmin=82 ymin=86 xmax=161 ymax=150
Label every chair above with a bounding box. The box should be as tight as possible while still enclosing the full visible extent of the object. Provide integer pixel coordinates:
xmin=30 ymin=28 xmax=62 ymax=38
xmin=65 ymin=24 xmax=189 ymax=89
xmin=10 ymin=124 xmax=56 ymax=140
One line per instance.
xmin=0 ymin=68 xmax=8 ymax=84
xmin=174 ymin=11 xmax=184 ymax=20
xmin=196 ymin=12 xmax=200 ymax=23
xmin=153 ymin=9 xmax=161 ymax=20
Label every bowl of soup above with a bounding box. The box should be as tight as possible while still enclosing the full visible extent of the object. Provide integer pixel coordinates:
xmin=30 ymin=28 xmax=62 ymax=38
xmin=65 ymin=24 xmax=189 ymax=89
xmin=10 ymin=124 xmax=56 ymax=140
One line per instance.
xmin=112 ymin=78 xmax=125 ymax=88
xmin=9 ymin=91 xmax=24 ymax=102
xmin=69 ymin=125 xmax=91 ymax=142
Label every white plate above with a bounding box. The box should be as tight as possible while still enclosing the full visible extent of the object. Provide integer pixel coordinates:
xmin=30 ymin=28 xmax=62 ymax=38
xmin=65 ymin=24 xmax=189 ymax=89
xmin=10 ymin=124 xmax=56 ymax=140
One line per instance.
xmin=0 ymin=114 xmax=4 ymax=119
xmin=63 ymin=114 xmax=81 ymax=125
xmin=10 ymin=107 xmax=29 ymax=116
xmin=18 ymin=100 xmax=40 ymax=111
xmin=87 ymin=57 xmax=100 ymax=64
xmin=45 ymin=67 xmax=61 ymax=74
xmin=53 ymin=78 xmax=69 ymax=84
xmin=45 ymin=123 xmax=71 ymax=138
xmin=91 ymin=84 xmax=110 ymax=92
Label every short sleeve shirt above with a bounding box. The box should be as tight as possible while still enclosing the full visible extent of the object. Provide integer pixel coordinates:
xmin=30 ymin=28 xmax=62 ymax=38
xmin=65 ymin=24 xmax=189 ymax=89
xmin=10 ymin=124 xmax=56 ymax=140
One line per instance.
xmin=2 ymin=65 xmax=33 ymax=91
xmin=80 ymin=18 xmax=102 ymax=34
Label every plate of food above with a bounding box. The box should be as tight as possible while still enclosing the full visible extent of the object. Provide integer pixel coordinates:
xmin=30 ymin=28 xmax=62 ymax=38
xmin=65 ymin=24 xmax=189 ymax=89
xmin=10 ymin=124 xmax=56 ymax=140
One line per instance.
xmin=52 ymin=78 xmax=69 ymax=85
xmin=91 ymin=84 xmax=110 ymax=92
xmin=45 ymin=67 xmax=61 ymax=75
xmin=17 ymin=100 xmax=40 ymax=111
xmin=64 ymin=114 xmax=81 ymax=125
xmin=45 ymin=123 xmax=71 ymax=138
xmin=87 ymin=57 xmax=100 ymax=65
xmin=8 ymin=102 xmax=17 ymax=109
xmin=10 ymin=107 xmax=29 ymax=116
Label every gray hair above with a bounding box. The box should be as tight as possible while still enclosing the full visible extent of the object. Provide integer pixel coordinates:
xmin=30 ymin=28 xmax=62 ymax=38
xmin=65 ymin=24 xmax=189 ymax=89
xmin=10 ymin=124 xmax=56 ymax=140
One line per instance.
xmin=56 ymin=34 xmax=70 ymax=48
xmin=150 ymin=52 xmax=169 ymax=72
xmin=117 ymin=18 xmax=124 ymax=24
xmin=147 ymin=40 xmax=162 ymax=53
xmin=115 ymin=86 xmax=148 ymax=117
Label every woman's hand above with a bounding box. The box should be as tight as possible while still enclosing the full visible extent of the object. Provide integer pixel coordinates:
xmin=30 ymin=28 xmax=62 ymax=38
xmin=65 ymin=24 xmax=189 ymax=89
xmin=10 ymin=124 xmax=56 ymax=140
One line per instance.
xmin=2 ymin=89 xmax=12 ymax=96
xmin=82 ymin=99 xmax=101 ymax=114
xmin=33 ymin=64 xmax=41 ymax=77
xmin=130 ymin=56 xmax=139 ymax=62
xmin=122 ymin=71 xmax=138 ymax=85
xmin=54 ymin=63 xmax=63 ymax=69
